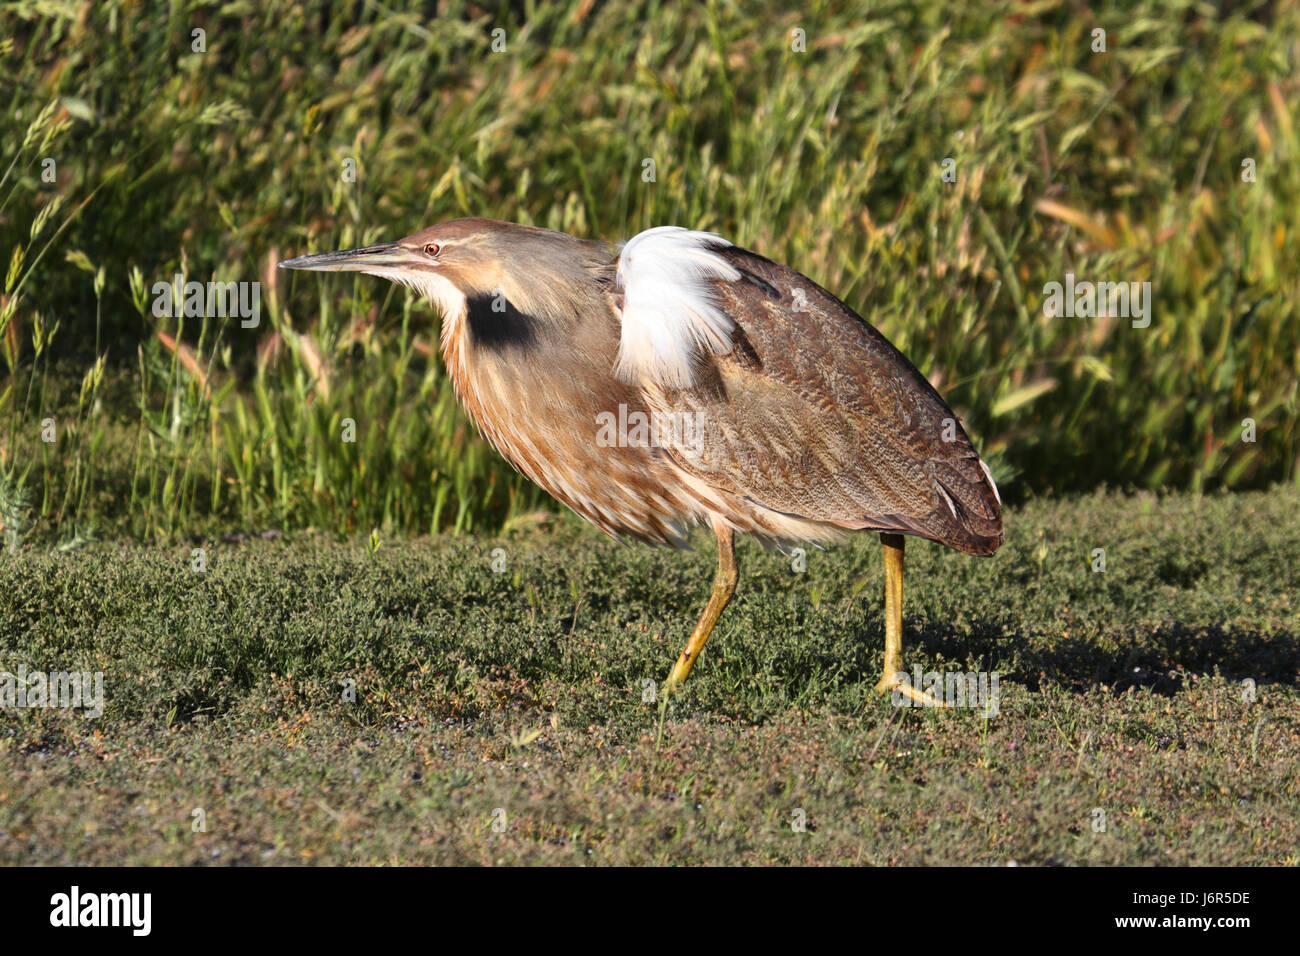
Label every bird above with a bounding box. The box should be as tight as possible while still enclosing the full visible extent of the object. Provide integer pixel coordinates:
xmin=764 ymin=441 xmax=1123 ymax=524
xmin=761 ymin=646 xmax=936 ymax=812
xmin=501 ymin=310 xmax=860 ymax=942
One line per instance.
xmin=279 ymin=219 xmax=1002 ymax=706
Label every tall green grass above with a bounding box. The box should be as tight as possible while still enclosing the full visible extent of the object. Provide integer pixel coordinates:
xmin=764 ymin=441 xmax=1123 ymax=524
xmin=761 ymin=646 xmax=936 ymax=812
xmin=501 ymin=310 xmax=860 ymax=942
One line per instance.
xmin=1 ymin=0 xmax=1297 ymax=545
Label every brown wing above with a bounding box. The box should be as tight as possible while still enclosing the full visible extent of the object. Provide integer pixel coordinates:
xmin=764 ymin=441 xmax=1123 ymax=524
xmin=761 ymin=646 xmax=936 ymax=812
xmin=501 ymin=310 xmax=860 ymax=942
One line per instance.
xmin=648 ymin=245 xmax=1003 ymax=556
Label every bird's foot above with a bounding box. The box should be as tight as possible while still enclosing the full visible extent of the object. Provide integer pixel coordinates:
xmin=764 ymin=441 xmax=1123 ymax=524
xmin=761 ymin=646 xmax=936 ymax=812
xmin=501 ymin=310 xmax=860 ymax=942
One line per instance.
xmin=655 ymin=674 xmax=680 ymax=748
xmin=875 ymin=670 xmax=950 ymax=709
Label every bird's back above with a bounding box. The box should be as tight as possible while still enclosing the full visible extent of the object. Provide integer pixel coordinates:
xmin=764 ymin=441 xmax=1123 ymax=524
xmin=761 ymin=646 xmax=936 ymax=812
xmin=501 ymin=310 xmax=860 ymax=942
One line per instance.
xmin=639 ymin=245 xmax=1003 ymax=555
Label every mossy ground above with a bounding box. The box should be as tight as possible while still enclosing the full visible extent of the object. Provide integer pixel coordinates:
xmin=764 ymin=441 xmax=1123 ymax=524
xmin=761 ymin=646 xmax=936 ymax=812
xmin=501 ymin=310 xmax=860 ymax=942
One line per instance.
xmin=3 ymin=488 xmax=1296 ymax=864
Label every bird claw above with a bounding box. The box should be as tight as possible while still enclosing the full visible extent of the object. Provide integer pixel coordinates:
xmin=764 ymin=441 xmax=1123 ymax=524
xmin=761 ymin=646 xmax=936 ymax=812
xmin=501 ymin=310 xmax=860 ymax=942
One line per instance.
xmin=875 ymin=671 xmax=950 ymax=709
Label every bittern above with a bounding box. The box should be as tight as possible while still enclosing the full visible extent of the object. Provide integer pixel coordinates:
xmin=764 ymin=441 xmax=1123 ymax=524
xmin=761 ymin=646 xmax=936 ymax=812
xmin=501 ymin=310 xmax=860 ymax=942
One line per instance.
xmin=280 ymin=220 xmax=1002 ymax=706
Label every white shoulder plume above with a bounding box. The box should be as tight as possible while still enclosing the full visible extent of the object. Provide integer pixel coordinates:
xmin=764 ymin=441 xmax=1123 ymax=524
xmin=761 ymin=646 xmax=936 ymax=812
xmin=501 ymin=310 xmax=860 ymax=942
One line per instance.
xmin=612 ymin=226 xmax=741 ymax=389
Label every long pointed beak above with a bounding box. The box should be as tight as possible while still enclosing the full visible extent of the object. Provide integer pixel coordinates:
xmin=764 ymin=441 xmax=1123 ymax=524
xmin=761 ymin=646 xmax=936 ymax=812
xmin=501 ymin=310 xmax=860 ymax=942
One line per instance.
xmin=277 ymin=242 xmax=420 ymax=272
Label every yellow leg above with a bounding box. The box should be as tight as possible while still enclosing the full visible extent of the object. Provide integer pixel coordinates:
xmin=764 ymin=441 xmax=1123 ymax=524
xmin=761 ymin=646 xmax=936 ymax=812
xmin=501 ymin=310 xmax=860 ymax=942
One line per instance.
xmin=874 ymin=533 xmax=945 ymax=707
xmin=663 ymin=521 xmax=737 ymax=694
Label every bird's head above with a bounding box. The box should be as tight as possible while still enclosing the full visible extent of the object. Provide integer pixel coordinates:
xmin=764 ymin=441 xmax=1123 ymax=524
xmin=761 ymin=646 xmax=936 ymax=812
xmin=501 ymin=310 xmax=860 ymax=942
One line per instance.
xmin=277 ymin=218 xmax=611 ymax=336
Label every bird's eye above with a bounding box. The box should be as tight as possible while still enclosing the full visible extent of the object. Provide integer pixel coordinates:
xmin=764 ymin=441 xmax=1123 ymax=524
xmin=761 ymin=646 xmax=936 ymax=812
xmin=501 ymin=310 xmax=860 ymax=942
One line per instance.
xmin=423 ymin=242 xmax=441 ymax=257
